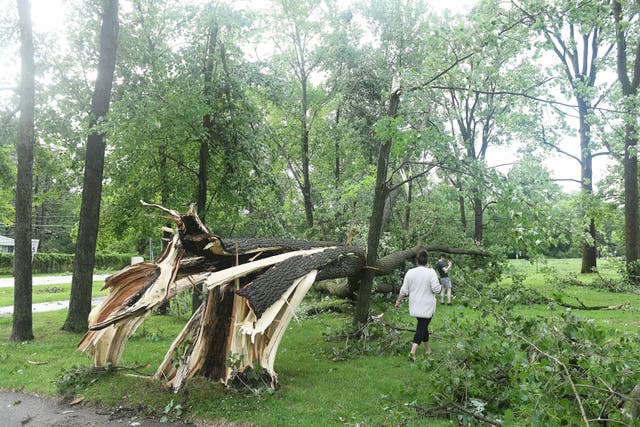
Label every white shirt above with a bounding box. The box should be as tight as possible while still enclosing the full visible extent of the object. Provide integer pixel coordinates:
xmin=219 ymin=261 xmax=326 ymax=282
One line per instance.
xmin=399 ymin=265 xmax=442 ymax=318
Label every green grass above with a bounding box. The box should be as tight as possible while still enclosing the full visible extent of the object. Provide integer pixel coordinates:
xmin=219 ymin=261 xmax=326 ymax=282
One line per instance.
xmin=0 ymin=258 xmax=638 ymax=425
xmin=0 ymin=304 xmax=456 ymax=425
xmin=0 ymin=281 xmax=109 ymax=307
xmin=504 ymin=258 xmax=640 ymax=329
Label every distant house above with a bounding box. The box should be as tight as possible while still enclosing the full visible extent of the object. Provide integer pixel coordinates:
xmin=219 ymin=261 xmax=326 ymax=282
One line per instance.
xmin=0 ymin=235 xmax=14 ymax=254
xmin=0 ymin=236 xmax=39 ymax=254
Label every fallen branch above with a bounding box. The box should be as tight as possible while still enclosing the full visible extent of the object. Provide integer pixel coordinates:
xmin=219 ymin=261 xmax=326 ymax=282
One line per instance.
xmin=558 ymin=297 xmax=625 ymax=311
xmin=491 ymin=310 xmax=591 ymax=426
xmin=447 ymin=401 xmax=503 ymax=426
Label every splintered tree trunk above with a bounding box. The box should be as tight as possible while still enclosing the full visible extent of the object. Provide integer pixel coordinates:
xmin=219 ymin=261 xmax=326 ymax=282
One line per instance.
xmin=78 ymin=203 xmax=486 ymax=391
xmin=198 ymin=286 xmax=235 ymax=379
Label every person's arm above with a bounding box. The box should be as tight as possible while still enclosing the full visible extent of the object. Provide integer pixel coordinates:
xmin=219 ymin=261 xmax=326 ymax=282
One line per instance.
xmin=445 ymin=261 xmax=452 ymax=272
xmin=394 ymin=292 xmax=406 ymax=311
xmin=395 ymin=279 xmax=408 ymax=310
xmin=431 ymin=271 xmax=442 ymax=294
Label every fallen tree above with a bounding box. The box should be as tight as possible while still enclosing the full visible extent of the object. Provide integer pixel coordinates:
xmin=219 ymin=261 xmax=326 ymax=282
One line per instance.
xmin=79 ymin=203 xmax=487 ymax=391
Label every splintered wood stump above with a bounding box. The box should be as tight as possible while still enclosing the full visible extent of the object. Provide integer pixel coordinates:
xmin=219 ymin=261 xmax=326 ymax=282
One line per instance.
xmin=78 ymin=203 xmax=366 ymax=391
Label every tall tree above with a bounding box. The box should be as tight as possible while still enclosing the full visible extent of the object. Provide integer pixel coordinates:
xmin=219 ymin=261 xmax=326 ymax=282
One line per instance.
xmin=266 ymin=0 xmax=327 ymax=230
xmin=10 ymin=0 xmax=35 ymax=342
xmin=425 ymin=1 xmax=540 ymax=245
xmin=62 ymin=0 xmax=119 ymax=333
xmin=517 ymin=0 xmax=614 ymax=273
xmin=354 ymin=76 xmax=401 ymax=325
xmin=612 ymin=0 xmax=640 ymax=275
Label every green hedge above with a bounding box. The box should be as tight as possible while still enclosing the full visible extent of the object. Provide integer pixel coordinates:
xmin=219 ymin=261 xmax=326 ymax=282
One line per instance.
xmin=0 ymin=252 xmax=136 ymax=275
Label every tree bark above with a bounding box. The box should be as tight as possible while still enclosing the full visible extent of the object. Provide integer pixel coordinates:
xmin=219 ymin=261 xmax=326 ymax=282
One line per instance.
xmin=613 ymin=1 xmax=640 ymax=274
xmin=63 ymin=0 xmax=119 ymax=333
xmin=354 ymin=76 xmax=401 ymax=326
xmin=578 ymin=100 xmax=598 ymax=273
xmin=193 ymin=19 xmax=219 ymax=313
xmin=11 ymin=0 xmax=35 ymax=342
xmin=290 ymin=20 xmax=315 ymax=231
xmin=472 ymin=191 xmax=483 ymax=243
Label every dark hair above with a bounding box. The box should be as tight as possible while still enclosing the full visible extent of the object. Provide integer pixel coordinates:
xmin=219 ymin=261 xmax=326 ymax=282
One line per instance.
xmin=416 ymin=250 xmax=429 ymax=266
xmin=439 ymin=253 xmax=446 ymax=259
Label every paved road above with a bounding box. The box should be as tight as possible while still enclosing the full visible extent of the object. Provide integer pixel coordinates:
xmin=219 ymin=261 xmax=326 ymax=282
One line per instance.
xmin=0 ymin=391 xmax=197 ymax=427
xmin=0 ymin=275 xmax=110 ymax=317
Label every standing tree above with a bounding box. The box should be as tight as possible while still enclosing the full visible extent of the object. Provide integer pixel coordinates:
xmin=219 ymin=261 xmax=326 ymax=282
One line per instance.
xmin=612 ymin=0 xmax=640 ymax=278
xmin=516 ymin=0 xmax=614 ymax=273
xmin=424 ymin=1 xmax=541 ymax=245
xmin=354 ymin=76 xmax=402 ymax=325
xmin=63 ymin=0 xmax=119 ymax=333
xmin=10 ymin=0 xmax=35 ymax=342
xmin=266 ymin=0 xmax=326 ymax=230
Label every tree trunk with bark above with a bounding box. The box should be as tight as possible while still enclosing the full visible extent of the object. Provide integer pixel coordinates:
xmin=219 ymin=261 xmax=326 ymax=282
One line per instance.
xmin=11 ymin=0 xmax=35 ymax=342
xmin=353 ymin=76 xmax=401 ymax=326
xmin=62 ymin=0 xmax=119 ymax=333
xmin=613 ymin=1 xmax=640 ymax=278
xmin=578 ymin=100 xmax=598 ymax=274
xmin=193 ymin=19 xmax=219 ymax=313
xmin=472 ymin=191 xmax=483 ymax=243
xmin=78 ymin=203 xmax=487 ymax=391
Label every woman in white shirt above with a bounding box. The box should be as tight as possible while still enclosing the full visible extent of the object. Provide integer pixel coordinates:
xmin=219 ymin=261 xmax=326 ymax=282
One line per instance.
xmin=394 ymin=249 xmax=442 ymax=361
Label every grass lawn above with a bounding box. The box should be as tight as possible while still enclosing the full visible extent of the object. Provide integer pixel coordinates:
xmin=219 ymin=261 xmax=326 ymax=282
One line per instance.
xmin=0 ymin=305 xmax=454 ymax=426
xmin=504 ymin=258 xmax=640 ymax=330
xmin=0 ymin=258 xmax=638 ymax=425
xmin=0 ymin=280 xmax=109 ymax=307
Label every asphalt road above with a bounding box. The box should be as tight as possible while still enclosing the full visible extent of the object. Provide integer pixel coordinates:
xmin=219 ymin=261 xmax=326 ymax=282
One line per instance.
xmin=0 ymin=275 xmax=110 ymax=317
xmin=0 ymin=391 xmax=197 ymax=427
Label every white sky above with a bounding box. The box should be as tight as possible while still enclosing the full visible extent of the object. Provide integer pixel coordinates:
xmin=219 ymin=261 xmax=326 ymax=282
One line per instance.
xmin=11 ymin=0 xmax=613 ymax=193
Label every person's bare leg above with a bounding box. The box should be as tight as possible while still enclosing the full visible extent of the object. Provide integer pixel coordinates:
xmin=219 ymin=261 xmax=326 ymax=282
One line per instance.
xmin=447 ymin=288 xmax=452 ymax=304
xmin=423 ymin=341 xmax=432 ymax=354
xmin=409 ymin=343 xmax=419 ymax=361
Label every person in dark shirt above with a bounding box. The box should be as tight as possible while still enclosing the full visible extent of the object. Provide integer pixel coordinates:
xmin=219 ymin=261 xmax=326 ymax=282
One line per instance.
xmin=436 ymin=253 xmax=452 ymax=305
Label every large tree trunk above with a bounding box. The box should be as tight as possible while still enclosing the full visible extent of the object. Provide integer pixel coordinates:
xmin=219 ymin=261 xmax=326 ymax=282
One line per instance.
xmin=354 ymin=77 xmax=401 ymax=326
xmin=10 ymin=0 xmax=35 ymax=342
xmin=613 ymin=1 xmax=640 ymax=277
xmin=193 ymin=19 xmax=219 ymax=313
xmin=578 ymin=101 xmax=597 ymax=274
xmin=63 ymin=0 xmax=118 ymax=333
xmin=301 ymin=76 xmax=314 ymax=229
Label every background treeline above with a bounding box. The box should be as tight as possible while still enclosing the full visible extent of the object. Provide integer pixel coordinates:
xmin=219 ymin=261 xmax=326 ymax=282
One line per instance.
xmin=0 ymin=0 xmax=636 ymax=266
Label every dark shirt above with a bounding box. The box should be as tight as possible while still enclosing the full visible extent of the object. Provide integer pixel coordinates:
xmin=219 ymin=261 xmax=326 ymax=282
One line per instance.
xmin=436 ymin=260 xmax=448 ymax=278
